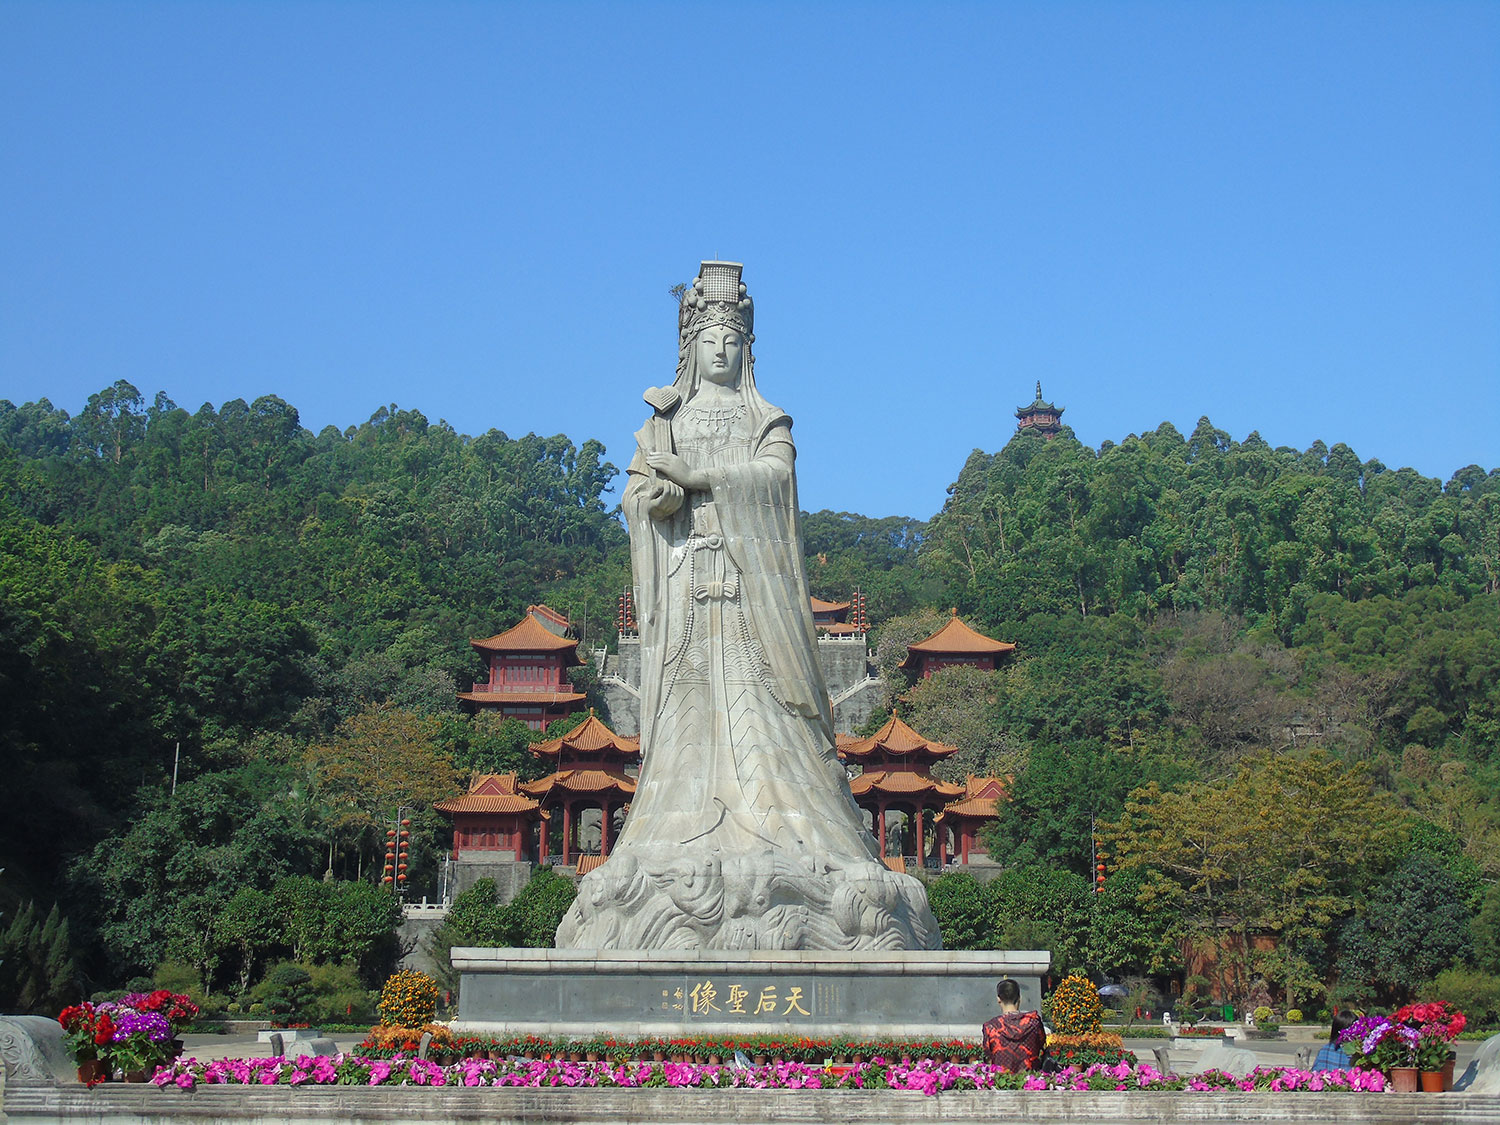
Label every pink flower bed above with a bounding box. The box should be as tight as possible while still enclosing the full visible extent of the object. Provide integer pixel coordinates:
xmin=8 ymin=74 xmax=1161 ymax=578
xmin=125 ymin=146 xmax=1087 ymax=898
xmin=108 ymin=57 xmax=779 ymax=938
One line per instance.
xmin=147 ymin=1054 xmax=1389 ymax=1097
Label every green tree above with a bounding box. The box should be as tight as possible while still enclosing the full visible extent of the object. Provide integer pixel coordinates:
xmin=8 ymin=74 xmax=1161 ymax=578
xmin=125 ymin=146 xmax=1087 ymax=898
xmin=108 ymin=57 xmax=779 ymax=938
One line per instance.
xmin=1089 ymin=866 xmax=1182 ymax=979
xmin=1472 ymin=882 xmax=1500 ymax=974
xmin=926 ymin=872 xmax=993 ymax=950
xmin=215 ymin=888 xmax=279 ymax=997
xmin=1338 ymin=854 xmax=1475 ymax=1004
xmin=1106 ymin=751 xmax=1403 ymax=1007
xmin=0 ymin=902 xmax=81 ymax=1012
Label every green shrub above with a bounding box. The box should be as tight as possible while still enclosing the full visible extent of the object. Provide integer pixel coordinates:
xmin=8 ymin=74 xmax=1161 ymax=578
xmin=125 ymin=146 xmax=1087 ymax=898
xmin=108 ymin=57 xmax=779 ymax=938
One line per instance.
xmin=1422 ymin=967 xmax=1500 ymax=1025
xmin=1285 ymin=1008 xmax=1303 ymax=1023
xmin=250 ymin=962 xmax=315 ymax=1021
xmin=303 ymin=961 xmax=377 ymax=1026
xmin=506 ymin=868 xmax=577 ymax=948
xmin=927 ymin=873 xmax=991 ymax=950
xmin=1253 ymin=1005 xmax=1273 ymax=1023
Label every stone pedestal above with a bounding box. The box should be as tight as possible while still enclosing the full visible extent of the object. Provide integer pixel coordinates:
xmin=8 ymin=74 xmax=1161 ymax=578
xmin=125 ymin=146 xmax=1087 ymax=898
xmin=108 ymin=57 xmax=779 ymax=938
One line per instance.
xmin=452 ymin=947 xmax=1049 ymax=1040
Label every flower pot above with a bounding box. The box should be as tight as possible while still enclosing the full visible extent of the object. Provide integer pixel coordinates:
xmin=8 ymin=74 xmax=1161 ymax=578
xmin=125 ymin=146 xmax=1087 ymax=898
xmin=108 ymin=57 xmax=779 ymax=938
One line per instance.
xmin=585 ymin=1051 xmax=600 ymax=1062
xmin=76 ymin=1059 xmax=109 ymax=1084
xmin=1389 ymin=1067 xmax=1420 ymax=1093
xmin=1420 ymin=1070 xmax=1445 ymax=1092
xmin=123 ymin=1069 xmax=150 ymax=1083
xmin=1442 ymin=1057 xmax=1455 ymax=1091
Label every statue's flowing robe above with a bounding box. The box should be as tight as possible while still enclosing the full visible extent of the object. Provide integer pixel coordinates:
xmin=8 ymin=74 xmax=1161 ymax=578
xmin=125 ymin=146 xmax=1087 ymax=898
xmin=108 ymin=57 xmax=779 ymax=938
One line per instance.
xmin=555 ymin=385 xmax=939 ymax=951
xmin=616 ymin=403 xmax=871 ymax=857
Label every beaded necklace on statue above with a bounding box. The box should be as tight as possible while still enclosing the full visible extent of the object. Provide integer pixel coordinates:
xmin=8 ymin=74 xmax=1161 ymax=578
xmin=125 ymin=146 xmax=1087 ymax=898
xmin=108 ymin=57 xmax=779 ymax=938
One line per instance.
xmin=679 ymin=402 xmax=747 ymax=436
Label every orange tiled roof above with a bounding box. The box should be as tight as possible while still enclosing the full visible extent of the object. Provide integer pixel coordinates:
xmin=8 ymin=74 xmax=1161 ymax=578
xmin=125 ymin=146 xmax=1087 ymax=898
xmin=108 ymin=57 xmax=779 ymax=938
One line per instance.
xmin=810 ymin=597 xmax=851 ymax=614
xmin=469 ymin=614 xmax=582 ymax=660
xmin=531 ymin=711 xmax=640 ymax=759
xmin=840 ymin=711 xmax=959 ymax=762
xmin=457 ymin=690 xmax=587 ymax=705
xmin=940 ymin=796 xmax=999 ymax=818
xmin=435 ymin=773 xmax=539 ymax=815
xmin=849 ymin=769 xmax=964 ymax=799
xmin=964 ymin=775 xmax=1008 ymax=800
xmin=521 ymin=767 xmax=637 ymax=798
xmin=899 ymin=612 xmax=1015 ymax=663
xmin=939 ymin=775 xmax=1009 ymax=819
xmin=434 ymin=792 xmax=539 ymax=814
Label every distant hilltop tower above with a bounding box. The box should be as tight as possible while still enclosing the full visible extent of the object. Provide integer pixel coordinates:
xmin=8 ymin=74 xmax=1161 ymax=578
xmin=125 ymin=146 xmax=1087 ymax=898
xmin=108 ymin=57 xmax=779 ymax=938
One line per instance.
xmin=1015 ymin=381 xmax=1064 ymax=439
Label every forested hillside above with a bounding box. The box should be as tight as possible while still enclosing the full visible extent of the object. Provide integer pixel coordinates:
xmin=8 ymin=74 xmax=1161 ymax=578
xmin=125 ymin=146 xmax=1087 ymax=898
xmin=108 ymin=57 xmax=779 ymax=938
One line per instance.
xmin=1 ymin=382 xmax=1496 ymax=1019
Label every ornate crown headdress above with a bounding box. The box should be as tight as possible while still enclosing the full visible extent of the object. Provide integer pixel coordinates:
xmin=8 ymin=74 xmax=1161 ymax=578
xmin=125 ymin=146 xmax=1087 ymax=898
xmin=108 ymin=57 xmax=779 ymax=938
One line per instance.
xmin=678 ymin=261 xmax=755 ymax=362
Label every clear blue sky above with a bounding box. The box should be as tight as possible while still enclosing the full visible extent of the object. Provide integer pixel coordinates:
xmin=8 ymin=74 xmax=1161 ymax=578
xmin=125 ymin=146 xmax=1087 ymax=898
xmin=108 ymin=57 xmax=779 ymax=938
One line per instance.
xmin=3 ymin=2 xmax=1496 ymax=519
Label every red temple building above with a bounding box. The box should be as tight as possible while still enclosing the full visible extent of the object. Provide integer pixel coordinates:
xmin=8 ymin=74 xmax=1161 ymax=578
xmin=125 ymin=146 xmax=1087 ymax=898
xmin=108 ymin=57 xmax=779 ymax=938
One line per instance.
xmin=841 ymin=712 xmax=1008 ymax=870
xmin=457 ymin=605 xmax=586 ymax=729
xmin=842 ymin=712 xmax=964 ymax=870
xmin=936 ymin=775 xmax=1008 ymax=866
xmin=434 ymin=773 xmax=538 ymax=863
xmin=899 ymin=610 xmax=1016 ymax=679
xmin=1015 ymin=380 xmax=1065 ymax=439
xmin=519 ymin=711 xmax=638 ymax=872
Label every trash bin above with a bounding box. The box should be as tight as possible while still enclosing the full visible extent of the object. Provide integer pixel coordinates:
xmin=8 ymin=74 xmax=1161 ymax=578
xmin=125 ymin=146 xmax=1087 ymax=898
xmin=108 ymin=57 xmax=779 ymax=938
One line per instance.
xmin=1221 ymin=1003 xmax=1234 ymax=1022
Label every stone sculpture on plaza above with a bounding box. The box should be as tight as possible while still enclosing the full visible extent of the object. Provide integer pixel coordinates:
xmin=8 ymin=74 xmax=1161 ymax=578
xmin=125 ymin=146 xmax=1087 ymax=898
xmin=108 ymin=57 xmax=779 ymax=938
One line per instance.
xmin=555 ymin=261 xmax=940 ymax=950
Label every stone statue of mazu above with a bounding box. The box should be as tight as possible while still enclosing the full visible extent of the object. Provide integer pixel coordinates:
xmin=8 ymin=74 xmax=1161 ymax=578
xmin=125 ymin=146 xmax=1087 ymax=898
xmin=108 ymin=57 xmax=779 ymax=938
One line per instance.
xmin=556 ymin=261 xmax=939 ymax=950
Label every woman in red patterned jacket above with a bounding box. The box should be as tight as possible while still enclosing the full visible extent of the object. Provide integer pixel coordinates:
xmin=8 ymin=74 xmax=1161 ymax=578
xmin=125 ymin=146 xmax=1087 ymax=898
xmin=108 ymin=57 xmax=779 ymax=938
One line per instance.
xmin=981 ymin=979 xmax=1047 ymax=1071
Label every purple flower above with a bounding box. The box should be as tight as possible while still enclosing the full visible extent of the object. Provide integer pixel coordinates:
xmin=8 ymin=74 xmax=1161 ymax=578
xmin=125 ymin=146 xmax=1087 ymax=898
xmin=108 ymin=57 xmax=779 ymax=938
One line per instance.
xmin=110 ymin=1009 xmax=172 ymax=1042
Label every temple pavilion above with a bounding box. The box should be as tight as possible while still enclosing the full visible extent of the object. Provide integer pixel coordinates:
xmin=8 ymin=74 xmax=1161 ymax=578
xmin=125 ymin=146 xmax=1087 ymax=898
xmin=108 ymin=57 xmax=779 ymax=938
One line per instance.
xmin=519 ymin=711 xmax=638 ymax=872
xmin=938 ymin=775 xmax=1009 ymax=866
xmin=840 ymin=711 xmax=1007 ymax=871
xmin=434 ymin=773 xmax=538 ymax=863
xmin=457 ymin=605 xmax=586 ymax=729
xmin=436 ymin=711 xmax=638 ymax=873
xmin=899 ymin=610 xmax=1016 ymax=679
xmin=1015 ymin=380 xmax=1065 ymax=439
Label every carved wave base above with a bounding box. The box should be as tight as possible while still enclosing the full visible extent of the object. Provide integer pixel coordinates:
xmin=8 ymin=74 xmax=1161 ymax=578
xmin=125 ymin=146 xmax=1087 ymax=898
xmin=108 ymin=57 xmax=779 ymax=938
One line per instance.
xmin=555 ymin=843 xmax=941 ymax=951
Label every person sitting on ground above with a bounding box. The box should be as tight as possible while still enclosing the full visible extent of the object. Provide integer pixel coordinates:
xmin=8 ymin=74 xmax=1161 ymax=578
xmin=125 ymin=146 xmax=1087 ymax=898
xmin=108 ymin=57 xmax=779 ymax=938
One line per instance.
xmin=981 ymin=978 xmax=1047 ymax=1071
xmin=1313 ymin=1010 xmax=1356 ymax=1071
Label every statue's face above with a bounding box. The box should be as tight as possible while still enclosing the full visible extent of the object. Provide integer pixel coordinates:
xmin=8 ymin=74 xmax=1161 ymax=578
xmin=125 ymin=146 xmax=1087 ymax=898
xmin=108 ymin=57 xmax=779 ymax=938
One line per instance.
xmin=695 ymin=326 xmax=744 ymax=387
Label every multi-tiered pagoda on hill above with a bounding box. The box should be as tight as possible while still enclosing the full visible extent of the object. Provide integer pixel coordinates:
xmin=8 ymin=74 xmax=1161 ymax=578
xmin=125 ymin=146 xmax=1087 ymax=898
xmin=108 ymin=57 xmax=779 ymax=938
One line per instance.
xmin=457 ymin=605 xmax=586 ymax=730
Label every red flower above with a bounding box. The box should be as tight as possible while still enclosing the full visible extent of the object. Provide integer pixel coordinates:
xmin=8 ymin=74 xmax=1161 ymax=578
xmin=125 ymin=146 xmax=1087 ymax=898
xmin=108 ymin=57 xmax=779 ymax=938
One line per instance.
xmin=58 ymin=1003 xmax=95 ymax=1032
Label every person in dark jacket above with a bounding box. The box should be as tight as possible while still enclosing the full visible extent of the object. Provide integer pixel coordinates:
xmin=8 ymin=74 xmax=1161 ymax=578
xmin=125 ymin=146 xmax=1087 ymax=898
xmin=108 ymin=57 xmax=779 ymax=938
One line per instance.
xmin=981 ymin=978 xmax=1046 ymax=1071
